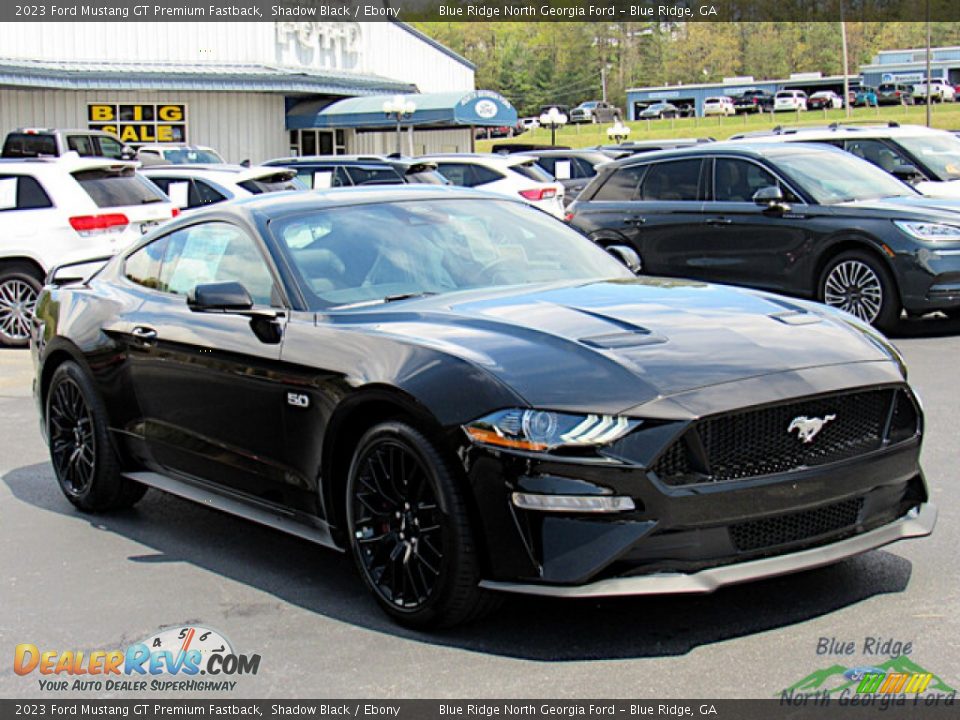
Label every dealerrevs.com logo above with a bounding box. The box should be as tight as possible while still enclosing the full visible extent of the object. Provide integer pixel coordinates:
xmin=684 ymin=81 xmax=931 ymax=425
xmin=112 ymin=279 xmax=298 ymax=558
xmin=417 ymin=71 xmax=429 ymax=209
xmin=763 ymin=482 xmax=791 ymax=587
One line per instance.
xmin=14 ymin=625 xmax=260 ymax=692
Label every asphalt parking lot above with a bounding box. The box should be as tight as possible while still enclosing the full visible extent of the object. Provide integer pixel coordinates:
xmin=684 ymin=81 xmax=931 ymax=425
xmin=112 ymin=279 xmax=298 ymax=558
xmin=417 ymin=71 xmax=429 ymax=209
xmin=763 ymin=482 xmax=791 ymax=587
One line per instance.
xmin=1 ymin=316 xmax=958 ymax=700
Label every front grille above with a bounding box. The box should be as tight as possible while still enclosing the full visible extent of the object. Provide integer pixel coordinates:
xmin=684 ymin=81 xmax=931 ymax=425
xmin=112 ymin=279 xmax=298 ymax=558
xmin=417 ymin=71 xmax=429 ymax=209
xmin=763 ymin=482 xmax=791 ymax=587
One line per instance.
xmin=650 ymin=388 xmax=919 ymax=486
xmin=729 ymin=498 xmax=864 ymax=552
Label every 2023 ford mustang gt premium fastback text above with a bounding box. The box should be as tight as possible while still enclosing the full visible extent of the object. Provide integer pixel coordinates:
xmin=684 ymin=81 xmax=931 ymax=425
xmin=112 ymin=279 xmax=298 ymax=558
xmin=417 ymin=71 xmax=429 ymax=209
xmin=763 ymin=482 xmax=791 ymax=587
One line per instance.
xmin=32 ymin=187 xmax=936 ymax=627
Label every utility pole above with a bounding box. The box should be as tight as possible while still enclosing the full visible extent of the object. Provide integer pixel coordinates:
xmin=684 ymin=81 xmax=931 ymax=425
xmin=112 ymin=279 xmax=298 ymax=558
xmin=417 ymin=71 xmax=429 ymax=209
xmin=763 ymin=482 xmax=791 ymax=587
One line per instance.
xmin=601 ymin=66 xmax=608 ymax=103
xmin=840 ymin=4 xmax=850 ymax=118
xmin=926 ymin=0 xmax=932 ymax=128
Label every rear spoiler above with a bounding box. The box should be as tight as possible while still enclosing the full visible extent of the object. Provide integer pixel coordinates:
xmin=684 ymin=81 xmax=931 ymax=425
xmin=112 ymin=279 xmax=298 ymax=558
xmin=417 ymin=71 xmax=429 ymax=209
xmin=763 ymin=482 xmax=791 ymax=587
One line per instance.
xmin=46 ymin=255 xmax=114 ymax=287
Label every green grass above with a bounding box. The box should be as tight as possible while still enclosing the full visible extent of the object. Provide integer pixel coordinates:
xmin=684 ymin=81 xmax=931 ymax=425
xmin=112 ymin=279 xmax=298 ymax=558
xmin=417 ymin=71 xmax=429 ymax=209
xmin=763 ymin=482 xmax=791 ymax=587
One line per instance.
xmin=477 ymin=103 xmax=960 ymax=152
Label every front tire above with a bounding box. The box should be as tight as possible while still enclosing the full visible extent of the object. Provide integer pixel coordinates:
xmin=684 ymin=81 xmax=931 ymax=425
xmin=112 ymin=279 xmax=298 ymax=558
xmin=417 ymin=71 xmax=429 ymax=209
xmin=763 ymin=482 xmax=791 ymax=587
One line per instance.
xmin=47 ymin=361 xmax=147 ymax=512
xmin=346 ymin=421 xmax=500 ymax=628
xmin=819 ymin=250 xmax=901 ymax=329
xmin=0 ymin=264 xmax=43 ymax=347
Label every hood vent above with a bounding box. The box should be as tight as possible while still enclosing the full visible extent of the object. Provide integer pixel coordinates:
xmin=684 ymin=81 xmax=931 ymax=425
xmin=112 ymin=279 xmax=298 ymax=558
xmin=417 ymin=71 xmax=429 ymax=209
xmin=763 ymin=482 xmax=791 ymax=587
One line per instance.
xmin=580 ymin=331 xmax=667 ymax=349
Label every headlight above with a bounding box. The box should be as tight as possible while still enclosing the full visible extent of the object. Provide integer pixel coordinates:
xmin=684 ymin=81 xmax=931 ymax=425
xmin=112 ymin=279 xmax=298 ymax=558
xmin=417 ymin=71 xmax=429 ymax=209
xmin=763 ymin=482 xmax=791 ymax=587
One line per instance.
xmin=894 ymin=220 xmax=960 ymax=242
xmin=464 ymin=409 xmax=640 ymax=452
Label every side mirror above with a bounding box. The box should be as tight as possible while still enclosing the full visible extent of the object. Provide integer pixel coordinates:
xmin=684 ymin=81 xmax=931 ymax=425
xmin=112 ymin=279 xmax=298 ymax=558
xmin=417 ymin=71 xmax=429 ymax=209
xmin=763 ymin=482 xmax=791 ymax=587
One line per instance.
xmin=892 ymin=164 xmax=922 ymax=183
xmin=752 ymin=186 xmax=783 ymax=205
xmin=187 ymin=281 xmax=254 ymax=312
xmin=752 ymin=185 xmax=790 ymax=213
xmin=120 ymin=145 xmax=137 ymax=161
xmin=606 ymin=245 xmax=643 ymax=274
xmin=240 ymin=159 xmax=251 ymax=168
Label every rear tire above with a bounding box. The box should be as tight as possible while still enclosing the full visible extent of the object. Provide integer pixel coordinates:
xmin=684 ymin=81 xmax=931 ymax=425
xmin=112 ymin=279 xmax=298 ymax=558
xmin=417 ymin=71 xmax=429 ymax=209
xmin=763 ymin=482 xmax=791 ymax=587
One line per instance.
xmin=346 ymin=421 xmax=501 ymax=628
xmin=47 ymin=361 xmax=147 ymax=512
xmin=819 ymin=250 xmax=901 ymax=330
xmin=0 ymin=264 xmax=43 ymax=348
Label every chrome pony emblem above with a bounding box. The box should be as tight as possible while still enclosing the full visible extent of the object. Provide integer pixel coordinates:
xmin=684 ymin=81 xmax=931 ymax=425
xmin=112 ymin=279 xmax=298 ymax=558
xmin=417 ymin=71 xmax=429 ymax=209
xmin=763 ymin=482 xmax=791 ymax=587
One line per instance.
xmin=788 ymin=414 xmax=836 ymax=443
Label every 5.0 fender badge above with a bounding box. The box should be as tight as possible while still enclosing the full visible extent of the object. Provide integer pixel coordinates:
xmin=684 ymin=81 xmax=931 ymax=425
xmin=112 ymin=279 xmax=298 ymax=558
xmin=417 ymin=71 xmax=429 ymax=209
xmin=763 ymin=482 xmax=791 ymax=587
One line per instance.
xmin=287 ymin=392 xmax=310 ymax=408
xmin=788 ymin=414 xmax=836 ymax=443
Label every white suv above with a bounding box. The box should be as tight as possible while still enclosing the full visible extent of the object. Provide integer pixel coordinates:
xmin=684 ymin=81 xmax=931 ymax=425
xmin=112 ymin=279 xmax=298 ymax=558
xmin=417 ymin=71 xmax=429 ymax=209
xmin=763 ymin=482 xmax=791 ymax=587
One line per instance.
xmin=420 ymin=154 xmax=565 ymax=217
xmin=142 ymin=165 xmax=302 ymax=211
xmin=703 ymin=96 xmax=735 ymax=116
xmin=0 ymin=154 xmax=177 ymax=346
xmin=774 ymin=90 xmax=808 ymax=112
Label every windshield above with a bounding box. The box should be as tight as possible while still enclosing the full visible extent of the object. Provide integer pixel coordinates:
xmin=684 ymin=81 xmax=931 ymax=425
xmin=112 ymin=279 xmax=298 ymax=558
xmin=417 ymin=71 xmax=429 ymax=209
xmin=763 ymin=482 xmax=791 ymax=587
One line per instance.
xmin=272 ymin=198 xmax=632 ymax=309
xmin=774 ymin=149 xmax=918 ymax=204
xmin=896 ymin=134 xmax=960 ymax=181
xmin=162 ymin=148 xmax=225 ymax=164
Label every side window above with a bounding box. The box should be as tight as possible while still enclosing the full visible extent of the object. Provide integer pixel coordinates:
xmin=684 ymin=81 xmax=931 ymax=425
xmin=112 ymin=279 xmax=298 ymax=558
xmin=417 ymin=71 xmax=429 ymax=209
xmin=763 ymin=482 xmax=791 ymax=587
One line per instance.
xmin=191 ymin=180 xmax=227 ymax=207
xmin=96 ymin=136 xmax=125 ymax=160
xmin=572 ymin=158 xmax=597 ymax=179
xmin=436 ymin=163 xmax=471 ymax=186
xmin=714 ymin=158 xmax=781 ymax=203
xmin=639 ymin=160 xmax=703 ymax=201
xmin=470 ymin=165 xmax=504 ymax=186
xmin=125 ymin=236 xmax=169 ymax=290
xmin=592 ymin=166 xmax=646 ymax=201
xmin=345 ymin=166 xmax=404 ymax=186
xmin=67 ymin=136 xmax=95 ymax=156
xmin=158 ymin=223 xmax=278 ymax=306
xmin=844 ymin=139 xmax=911 ymax=174
xmin=0 ymin=175 xmax=54 ymax=211
xmin=536 ymin=157 xmax=557 ymax=176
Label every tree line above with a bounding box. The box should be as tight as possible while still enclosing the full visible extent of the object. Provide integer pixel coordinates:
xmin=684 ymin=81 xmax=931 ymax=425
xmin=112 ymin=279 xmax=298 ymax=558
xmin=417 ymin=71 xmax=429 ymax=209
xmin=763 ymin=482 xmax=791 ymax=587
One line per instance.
xmin=412 ymin=22 xmax=960 ymax=116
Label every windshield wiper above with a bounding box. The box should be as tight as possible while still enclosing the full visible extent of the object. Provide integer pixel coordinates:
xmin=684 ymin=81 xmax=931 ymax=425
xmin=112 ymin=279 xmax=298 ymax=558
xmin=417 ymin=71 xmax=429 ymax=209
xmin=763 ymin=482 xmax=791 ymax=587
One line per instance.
xmin=332 ymin=292 xmax=438 ymax=310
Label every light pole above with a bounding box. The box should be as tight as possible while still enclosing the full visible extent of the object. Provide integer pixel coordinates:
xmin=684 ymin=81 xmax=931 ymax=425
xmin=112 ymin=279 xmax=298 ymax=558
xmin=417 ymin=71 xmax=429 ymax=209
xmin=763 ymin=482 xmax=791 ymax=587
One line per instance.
xmin=382 ymin=95 xmax=416 ymax=155
xmin=607 ymin=120 xmax=631 ymax=144
xmin=538 ymin=107 xmax=568 ymax=146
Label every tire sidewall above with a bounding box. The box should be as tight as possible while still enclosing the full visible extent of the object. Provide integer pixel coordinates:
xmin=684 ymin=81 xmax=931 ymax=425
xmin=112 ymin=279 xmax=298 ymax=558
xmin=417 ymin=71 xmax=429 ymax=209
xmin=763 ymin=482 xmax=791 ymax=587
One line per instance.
xmin=819 ymin=250 xmax=901 ymax=330
xmin=345 ymin=421 xmax=471 ymax=626
xmin=47 ymin=361 xmax=118 ymax=509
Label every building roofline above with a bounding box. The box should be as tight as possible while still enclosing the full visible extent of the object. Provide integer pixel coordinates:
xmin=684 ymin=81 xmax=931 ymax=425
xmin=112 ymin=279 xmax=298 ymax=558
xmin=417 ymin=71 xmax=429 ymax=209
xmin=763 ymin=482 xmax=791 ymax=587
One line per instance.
xmin=393 ymin=22 xmax=476 ymax=72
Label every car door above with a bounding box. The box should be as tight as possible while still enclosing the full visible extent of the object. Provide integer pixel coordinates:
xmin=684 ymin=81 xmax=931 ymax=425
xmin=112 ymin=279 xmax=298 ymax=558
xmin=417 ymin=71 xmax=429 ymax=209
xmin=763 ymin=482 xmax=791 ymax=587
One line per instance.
xmin=105 ymin=219 xmax=294 ymax=505
xmin=0 ymin=173 xmax=62 ymax=268
xmin=698 ymin=156 xmax=815 ymax=292
xmin=620 ymin=158 xmax=711 ymax=280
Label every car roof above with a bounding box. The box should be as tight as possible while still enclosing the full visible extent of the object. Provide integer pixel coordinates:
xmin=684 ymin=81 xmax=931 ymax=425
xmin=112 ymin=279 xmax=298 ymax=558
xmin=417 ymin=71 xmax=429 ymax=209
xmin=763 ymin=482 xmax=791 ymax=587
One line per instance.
xmin=728 ymin=122 xmax=946 ymax=142
xmin=142 ymin=164 xmax=295 ymax=182
xmin=207 ymin=184 xmax=516 ymax=217
xmin=138 ymin=144 xmax=217 ymax=151
xmin=0 ymin=154 xmax=136 ymax=173
xmin=419 ymin=153 xmax=537 ymax=167
xmin=599 ymin=141 xmax=844 ymax=168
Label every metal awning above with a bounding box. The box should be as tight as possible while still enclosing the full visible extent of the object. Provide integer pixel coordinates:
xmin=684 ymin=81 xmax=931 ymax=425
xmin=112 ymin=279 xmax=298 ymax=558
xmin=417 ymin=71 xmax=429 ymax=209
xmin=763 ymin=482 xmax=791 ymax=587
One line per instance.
xmin=0 ymin=58 xmax=415 ymax=95
xmin=287 ymin=90 xmax=517 ymax=130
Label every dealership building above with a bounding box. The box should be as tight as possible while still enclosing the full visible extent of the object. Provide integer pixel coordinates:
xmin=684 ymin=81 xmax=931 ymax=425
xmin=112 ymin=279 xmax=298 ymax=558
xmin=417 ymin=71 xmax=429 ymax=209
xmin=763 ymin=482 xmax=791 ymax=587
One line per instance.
xmin=0 ymin=22 xmax=517 ymax=163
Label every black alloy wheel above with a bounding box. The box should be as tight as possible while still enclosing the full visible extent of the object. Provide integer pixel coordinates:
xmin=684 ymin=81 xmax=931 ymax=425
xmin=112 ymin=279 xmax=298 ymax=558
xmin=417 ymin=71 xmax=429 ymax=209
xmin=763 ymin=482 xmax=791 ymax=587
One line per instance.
xmin=346 ymin=421 xmax=500 ymax=628
xmin=49 ymin=375 xmax=96 ymax=497
xmin=820 ymin=250 xmax=901 ymax=330
xmin=47 ymin=362 xmax=147 ymax=511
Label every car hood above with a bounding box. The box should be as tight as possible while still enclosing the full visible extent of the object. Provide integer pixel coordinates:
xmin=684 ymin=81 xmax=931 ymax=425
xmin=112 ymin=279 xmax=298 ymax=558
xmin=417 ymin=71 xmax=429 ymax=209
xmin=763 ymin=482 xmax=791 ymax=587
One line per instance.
xmin=914 ymin=180 xmax=960 ymax=199
xmin=835 ymin=194 xmax=960 ymax=219
xmin=341 ymin=279 xmax=896 ymax=414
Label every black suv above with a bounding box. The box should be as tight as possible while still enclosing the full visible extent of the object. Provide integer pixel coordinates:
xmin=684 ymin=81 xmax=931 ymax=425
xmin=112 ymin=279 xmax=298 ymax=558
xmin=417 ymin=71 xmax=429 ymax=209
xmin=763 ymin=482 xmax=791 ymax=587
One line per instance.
xmin=734 ymin=90 xmax=775 ymax=114
xmin=263 ymin=155 xmax=449 ymax=188
xmin=567 ymin=142 xmax=960 ymax=328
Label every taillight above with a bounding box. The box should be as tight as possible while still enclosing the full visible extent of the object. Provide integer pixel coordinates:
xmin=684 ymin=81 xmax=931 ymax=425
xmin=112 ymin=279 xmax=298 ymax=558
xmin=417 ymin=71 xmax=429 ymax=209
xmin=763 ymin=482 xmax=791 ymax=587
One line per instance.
xmin=519 ymin=188 xmax=557 ymax=201
xmin=171 ymin=208 xmax=180 ymax=218
xmin=563 ymin=211 xmax=575 ymax=222
xmin=69 ymin=213 xmax=129 ymax=236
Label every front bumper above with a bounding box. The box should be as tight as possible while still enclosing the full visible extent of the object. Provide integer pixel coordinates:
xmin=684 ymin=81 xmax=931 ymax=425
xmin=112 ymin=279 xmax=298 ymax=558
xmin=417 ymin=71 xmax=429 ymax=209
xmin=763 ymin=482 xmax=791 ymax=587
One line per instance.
xmin=892 ymin=247 xmax=960 ymax=312
xmin=481 ymin=503 xmax=935 ymax=597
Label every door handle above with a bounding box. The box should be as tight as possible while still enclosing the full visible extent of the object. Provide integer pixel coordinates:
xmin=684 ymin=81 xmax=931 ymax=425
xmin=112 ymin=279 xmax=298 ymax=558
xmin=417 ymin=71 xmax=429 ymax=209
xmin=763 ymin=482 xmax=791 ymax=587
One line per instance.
xmin=704 ymin=217 xmax=732 ymax=225
xmin=624 ymin=215 xmax=646 ymax=226
xmin=130 ymin=326 xmax=158 ymax=344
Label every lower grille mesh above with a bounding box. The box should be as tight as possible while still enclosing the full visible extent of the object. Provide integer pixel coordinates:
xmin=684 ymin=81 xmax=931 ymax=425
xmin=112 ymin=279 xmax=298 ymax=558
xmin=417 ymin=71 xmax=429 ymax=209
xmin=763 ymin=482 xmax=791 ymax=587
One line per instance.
xmin=729 ymin=498 xmax=864 ymax=552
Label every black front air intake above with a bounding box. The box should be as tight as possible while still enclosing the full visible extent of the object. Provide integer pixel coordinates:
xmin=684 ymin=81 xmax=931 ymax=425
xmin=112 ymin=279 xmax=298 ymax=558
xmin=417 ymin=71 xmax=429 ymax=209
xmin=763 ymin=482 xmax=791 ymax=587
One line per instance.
xmin=649 ymin=387 xmax=920 ymax=486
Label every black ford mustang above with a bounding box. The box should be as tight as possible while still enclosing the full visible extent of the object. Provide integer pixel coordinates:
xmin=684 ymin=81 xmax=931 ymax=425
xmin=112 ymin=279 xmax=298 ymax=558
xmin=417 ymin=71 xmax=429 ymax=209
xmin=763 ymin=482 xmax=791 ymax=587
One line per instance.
xmin=32 ymin=187 xmax=936 ymax=628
